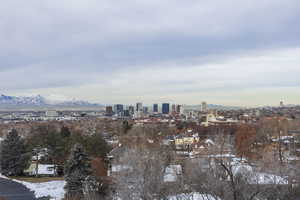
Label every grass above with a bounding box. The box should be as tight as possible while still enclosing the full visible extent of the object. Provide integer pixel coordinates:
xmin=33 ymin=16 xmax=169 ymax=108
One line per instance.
xmin=11 ymin=176 xmax=64 ymax=183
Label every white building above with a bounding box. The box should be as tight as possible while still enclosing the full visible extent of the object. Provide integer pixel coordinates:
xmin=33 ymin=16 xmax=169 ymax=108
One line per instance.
xmin=201 ymin=101 xmax=208 ymax=112
xmin=24 ymin=163 xmax=56 ymax=176
xmin=45 ymin=110 xmax=58 ymax=117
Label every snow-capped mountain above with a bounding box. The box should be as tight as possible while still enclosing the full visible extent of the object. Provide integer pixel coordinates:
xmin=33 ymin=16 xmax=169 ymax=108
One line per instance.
xmin=56 ymin=100 xmax=100 ymax=107
xmin=0 ymin=94 xmax=100 ymax=107
xmin=0 ymin=94 xmax=45 ymax=106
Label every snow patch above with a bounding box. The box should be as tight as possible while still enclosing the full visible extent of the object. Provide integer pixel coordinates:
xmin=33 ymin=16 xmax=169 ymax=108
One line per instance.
xmin=0 ymin=174 xmax=65 ymax=200
xmin=168 ymin=192 xmax=220 ymax=200
xmin=17 ymin=180 xmax=65 ymax=200
xmin=0 ymin=173 xmax=8 ymax=179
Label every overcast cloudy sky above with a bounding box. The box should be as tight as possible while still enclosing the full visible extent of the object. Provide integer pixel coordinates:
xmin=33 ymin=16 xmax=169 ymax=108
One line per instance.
xmin=1 ymin=0 xmax=300 ymax=106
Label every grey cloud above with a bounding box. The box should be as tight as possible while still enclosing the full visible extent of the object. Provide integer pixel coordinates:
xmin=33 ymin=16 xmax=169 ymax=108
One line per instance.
xmin=1 ymin=0 xmax=300 ymax=92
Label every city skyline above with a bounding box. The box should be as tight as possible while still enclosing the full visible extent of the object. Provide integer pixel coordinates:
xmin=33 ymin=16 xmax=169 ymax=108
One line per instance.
xmin=1 ymin=0 xmax=300 ymax=106
xmin=0 ymin=93 xmax=291 ymax=109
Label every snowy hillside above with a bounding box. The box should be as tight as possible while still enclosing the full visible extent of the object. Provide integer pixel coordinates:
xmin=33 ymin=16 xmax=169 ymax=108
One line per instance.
xmin=0 ymin=94 xmax=101 ymax=107
xmin=19 ymin=180 xmax=66 ymax=200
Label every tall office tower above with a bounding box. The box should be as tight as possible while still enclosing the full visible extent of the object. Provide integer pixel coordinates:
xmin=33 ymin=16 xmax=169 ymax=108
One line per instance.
xmin=128 ymin=105 xmax=135 ymax=116
xmin=162 ymin=103 xmax=170 ymax=114
xmin=171 ymin=104 xmax=176 ymax=113
xmin=136 ymin=102 xmax=143 ymax=112
xmin=105 ymin=106 xmax=113 ymax=116
xmin=176 ymin=105 xmax=182 ymax=113
xmin=143 ymin=106 xmax=149 ymax=114
xmin=114 ymin=104 xmax=124 ymax=116
xmin=153 ymin=104 xmax=158 ymax=113
xmin=280 ymin=101 xmax=284 ymax=107
xmin=123 ymin=110 xmax=130 ymax=117
xmin=202 ymin=101 xmax=208 ymax=112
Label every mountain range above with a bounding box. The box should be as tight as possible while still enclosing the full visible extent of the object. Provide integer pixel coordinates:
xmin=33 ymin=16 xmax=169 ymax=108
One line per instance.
xmin=0 ymin=94 xmax=244 ymax=111
xmin=0 ymin=94 xmax=101 ymax=107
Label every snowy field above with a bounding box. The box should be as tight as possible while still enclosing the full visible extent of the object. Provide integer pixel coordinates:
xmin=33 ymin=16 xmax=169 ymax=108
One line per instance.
xmin=17 ymin=180 xmax=66 ymax=200
xmin=168 ymin=193 xmax=220 ymax=200
xmin=0 ymin=173 xmax=65 ymax=200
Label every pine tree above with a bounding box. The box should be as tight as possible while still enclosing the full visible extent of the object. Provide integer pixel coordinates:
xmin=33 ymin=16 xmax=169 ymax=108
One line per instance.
xmin=64 ymin=143 xmax=92 ymax=199
xmin=0 ymin=129 xmax=30 ymax=176
xmin=61 ymin=126 xmax=71 ymax=138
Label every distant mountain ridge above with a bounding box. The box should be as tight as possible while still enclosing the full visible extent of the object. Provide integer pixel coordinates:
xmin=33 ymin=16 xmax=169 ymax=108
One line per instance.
xmin=0 ymin=94 xmax=101 ymax=107
xmin=183 ymin=104 xmax=243 ymax=110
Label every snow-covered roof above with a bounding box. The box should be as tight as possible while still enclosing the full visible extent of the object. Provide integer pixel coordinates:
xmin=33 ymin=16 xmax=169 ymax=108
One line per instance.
xmin=164 ymin=165 xmax=182 ymax=182
xmin=25 ymin=164 xmax=56 ymax=175
xmin=204 ymin=139 xmax=215 ymax=145
xmin=271 ymin=135 xmax=294 ymax=142
xmin=232 ymin=163 xmax=253 ymax=175
xmin=251 ymin=173 xmax=288 ymax=185
xmin=286 ymin=156 xmax=300 ymax=161
xmin=111 ymin=165 xmax=131 ymax=172
xmin=168 ymin=192 xmax=220 ymax=200
xmin=165 ymin=165 xmax=182 ymax=174
xmin=208 ymin=153 xmax=236 ymax=158
xmin=38 ymin=165 xmax=55 ymax=175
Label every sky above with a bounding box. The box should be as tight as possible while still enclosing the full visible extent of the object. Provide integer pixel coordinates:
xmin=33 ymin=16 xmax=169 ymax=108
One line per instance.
xmin=1 ymin=0 xmax=300 ymax=106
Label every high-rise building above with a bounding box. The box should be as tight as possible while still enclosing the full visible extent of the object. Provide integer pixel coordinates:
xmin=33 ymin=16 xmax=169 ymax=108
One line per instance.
xmin=201 ymin=101 xmax=207 ymax=112
xmin=153 ymin=104 xmax=158 ymax=113
xmin=136 ymin=102 xmax=143 ymax=112
xmin=280 ymin=101 xmax=284 ymax=107
xmin=143 ymin=106 xmax=149 ymax=114
xmin=135 ymin=102 xmax=143 ymax=118
xmin=176 ymin=105 xmax=182 ymax=114
xmin=123 ymin=110 xmax=130 ymax=117
xmin=114 ymin=104 xmax=124 ymax=116
xmin=162 ymin=103 xmax=170 ymax=114
xmin=171 ymin=104 xmax=176 ymax=113
xmin=128 ymin=105 xmax=135 ymax=116
xmin=105 ymin=106 xmax=113 ymax=116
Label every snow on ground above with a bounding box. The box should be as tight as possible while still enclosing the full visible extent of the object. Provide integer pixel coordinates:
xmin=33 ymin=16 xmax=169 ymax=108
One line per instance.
xmin=164 ymin=165 xmax=183 ymax=182
xmin=252 ymin=173 xmax=288 ymax=185
xmin=168 ymin=192 xmax=220 ymax=200
xmin=0 ymin=173 xmax=65 ymax=200
xmin=0 ymin=173 xmax=8 ymax=179
xmin=15 ymin=180 xmax=66 ymax=200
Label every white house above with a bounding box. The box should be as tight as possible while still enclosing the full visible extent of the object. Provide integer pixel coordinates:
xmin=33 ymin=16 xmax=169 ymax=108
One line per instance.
xmin=24 ymin=163 xmax=56 ymax=176
xmin=164 ymin=164 xmax=183 ymax=182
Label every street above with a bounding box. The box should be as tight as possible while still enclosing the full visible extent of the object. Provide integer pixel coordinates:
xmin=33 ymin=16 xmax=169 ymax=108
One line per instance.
xmin=0 ymin=178 xmax=36 ymax=200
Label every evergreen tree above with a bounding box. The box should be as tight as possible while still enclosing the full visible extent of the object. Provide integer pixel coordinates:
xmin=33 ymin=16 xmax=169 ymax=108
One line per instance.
xmin=64 ymin=143 xmax=92 ymax=199
xmin=26 ymin=125 xmax=71 ymax=166
xmin=0 ymin=129 xmax=30 ymax=176
xmin=61 ymin=126 xmax=71 ymax=138
xmin=84 ymin=133 xmax=111 ymax=158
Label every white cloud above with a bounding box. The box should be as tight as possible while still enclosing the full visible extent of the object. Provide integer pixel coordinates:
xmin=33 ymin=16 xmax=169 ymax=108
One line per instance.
xmin=10 ymin=47 xmax=299 ymax=106
xmin=1 ymin=0 xmax=300 ymax=106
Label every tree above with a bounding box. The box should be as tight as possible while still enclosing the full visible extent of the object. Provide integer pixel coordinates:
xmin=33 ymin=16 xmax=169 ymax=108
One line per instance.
xmin=235 ymin=125 xmax=256 ymax=159
xmin=122 ymin=120 xmax=132 ymax=134
xmin=83 ymin=133 xmax=111 ymax=158
xmin=113 ymin=146 xmax=175 ymax=200
xmin=26 ymin=124 xmax=71 ymax=166
xmin=0 ymin=129 xmax=30 ymax=176
xmin=61 ymin=126 xmax=71 ymax=138
xmin=64 ymin=143 xmax=92 ymax=200
xmin=258 ymin=117 xmax=290 ymax=164
xmin=82 ymin=175 xmax=110 ymax=200
xmin=184 ymin=132 xmax=296 ymax=200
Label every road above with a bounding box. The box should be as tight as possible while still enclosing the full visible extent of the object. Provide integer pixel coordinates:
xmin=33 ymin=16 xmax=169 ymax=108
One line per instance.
xmin=0 ymin=178 xmax=37 ymax=200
